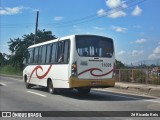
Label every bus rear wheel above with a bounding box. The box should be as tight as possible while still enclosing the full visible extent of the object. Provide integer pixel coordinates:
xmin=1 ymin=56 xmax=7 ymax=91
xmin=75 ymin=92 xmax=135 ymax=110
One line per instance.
xmin=48 ymin=80 xmax=58 ymax=94
xmin=77 ymin=88 xmax=91 ymax=94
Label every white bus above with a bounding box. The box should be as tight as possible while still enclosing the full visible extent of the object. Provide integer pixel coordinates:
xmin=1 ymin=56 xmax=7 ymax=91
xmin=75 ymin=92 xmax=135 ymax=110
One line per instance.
xmin=23 ymin=34 xmax=116 ymax=94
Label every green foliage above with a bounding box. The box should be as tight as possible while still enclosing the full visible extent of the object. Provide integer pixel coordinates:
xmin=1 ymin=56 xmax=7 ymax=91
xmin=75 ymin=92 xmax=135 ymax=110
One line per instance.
xmin=119 ymin=70 xmax=131 ymax=82
xmin=0 ymin=65 xmax=22 ymax=75
xmin=0 ymin=52 xmax=8 ymax=66
xmin=148 ymin=78 xmax=160 ymax=85
xmin=133 ymin=70 xmax=146 ymax=83
xmin=8 ymin=29 xmax=57 ymax=69
xmin=116 ymin=59 xmax=125 ymax=69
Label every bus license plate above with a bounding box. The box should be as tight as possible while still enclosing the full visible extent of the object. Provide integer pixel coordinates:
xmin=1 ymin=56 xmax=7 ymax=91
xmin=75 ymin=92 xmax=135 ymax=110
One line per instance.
xmin=91 ymin=81 xmax=102 ymax=85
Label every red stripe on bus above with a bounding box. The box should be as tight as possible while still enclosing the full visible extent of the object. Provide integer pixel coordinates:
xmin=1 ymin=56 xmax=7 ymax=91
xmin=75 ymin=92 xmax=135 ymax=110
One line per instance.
xmin=28 ymin=65 xmax=52 ymax=83
xmin=78 ymin=68 xmax=113 ymax=77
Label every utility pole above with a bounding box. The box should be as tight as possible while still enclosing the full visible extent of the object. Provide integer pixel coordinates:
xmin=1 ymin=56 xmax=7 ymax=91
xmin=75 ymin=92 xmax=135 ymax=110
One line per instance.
xmin=34 ymin=11 xmax=39 ymax=44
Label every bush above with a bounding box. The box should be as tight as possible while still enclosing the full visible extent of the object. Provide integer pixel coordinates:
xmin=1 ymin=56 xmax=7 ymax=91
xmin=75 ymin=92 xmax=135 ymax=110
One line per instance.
xmin=133 ymin=69 xmax=146 ymax=83
xmin=0 ymin=65 xmax=22 ymax=75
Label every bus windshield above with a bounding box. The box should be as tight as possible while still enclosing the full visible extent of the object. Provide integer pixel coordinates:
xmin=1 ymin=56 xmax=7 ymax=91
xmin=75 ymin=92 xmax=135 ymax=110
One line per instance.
xmin=76 ymin=35 xmax=114 ymax=58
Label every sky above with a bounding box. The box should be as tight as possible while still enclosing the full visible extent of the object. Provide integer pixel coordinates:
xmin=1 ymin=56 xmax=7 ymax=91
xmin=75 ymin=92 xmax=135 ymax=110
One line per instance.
xmin=0 ymin=0 xmax=160 ymax=65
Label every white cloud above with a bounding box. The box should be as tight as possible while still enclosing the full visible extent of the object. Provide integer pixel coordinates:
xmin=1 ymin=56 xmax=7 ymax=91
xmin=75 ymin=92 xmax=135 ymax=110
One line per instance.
xmin=0 ymin=6 xmax=24 ymax=15
xmin=22 ymin=7 xmax=39 ymax=12
xmin=148 ymin=54 xmax=160 ymax=60
xmin=54 ymin=16 xmax=64 ymax=21
xmin=106 ymin=0 xmax=121 ymax=8
xmin=97 ymin=9 xmax=107 ymax=16
xmin=106 ymin=0 xmax=127 ymax=8
xmin=153 ymin=46 xmax=160 ymax=54
xmin=112 ymin=26 xmax=127 ymax=32
xmin=97 ymin=0 xmax=127 ymax=19
xmin=118 ymin=50 xmax=126 ymax=55
xmin=131 ymin=50 xmax=144 ymax=57
xmin=94 ymin=27 xmax=105 ymax=30
xmin=116 ymin=50 xmax=128 ymax=64
xmin=30 ymin=8 xmax=39 ymax=12
xmin=117 ymin=49 xmax=145 ymax=64
xmin=121 ymin=2 xmax=128 ymax=9
xmin=135 ymin=39 xmax=147 ymax=44
xmin=108 ymin=10 xmax=126 ymax=18
xmin=148 ymin=46 xmax=160 ymax=60
xmin=132 ymin=5 xmax=142 ymax=16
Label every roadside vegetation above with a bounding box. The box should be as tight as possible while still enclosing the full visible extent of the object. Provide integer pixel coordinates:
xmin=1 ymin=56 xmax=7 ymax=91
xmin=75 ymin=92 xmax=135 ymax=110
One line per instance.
xmin=0 ymin=29 xmax=56 ymax=76
xmin=0 ymin=65 xmax=22 ymax=76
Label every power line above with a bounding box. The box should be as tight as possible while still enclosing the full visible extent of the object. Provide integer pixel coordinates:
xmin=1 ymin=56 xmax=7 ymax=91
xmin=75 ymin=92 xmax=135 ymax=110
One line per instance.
xmin=49 ymin=0 xmax=136 ymax=26
xmin=1 ymin=0 xmax=147 ymax=29
xmin=50 ymin=0 xmax=147 ymax=28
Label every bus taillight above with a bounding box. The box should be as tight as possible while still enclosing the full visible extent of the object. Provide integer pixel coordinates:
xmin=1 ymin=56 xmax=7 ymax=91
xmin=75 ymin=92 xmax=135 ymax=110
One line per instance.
xmin=71 ymin=62 xmax=77 ymax=76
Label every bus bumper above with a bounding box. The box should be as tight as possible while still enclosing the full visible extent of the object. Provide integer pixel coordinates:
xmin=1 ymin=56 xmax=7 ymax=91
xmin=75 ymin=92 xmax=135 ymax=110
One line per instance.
xmin=69 ymin=76 xmax=116 ymax=88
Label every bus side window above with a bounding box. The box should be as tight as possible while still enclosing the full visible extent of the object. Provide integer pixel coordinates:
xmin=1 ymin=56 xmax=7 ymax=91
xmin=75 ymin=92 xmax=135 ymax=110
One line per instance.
xmin=24 ymin=50 xmax=29 ymax=65
xmin=34 ymin=47 xmax=39 ymax=64
xmin=46 ymin=44 xmax=52 ymax=64
xmin=51 ymin=43 xmax=58 ymax=63
xmin=38 ymin=46 xmax=42 ymax=63
xmin=63 ymin=40 xmax=70 ymax=63
xmin=57 ymin=41 xmax=63 ymax=63
xmin=57 ymin=40 xmax=70 ymax=64
xmin=28 ymin=48 xmax=34 ymax=64
xmin=41 ymin=45 xmax=47 ymax=64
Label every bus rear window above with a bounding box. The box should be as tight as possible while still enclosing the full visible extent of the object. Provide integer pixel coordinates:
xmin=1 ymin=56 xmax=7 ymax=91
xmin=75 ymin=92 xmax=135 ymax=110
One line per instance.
xmin=76 ymin=35 xmax=114 ymax=58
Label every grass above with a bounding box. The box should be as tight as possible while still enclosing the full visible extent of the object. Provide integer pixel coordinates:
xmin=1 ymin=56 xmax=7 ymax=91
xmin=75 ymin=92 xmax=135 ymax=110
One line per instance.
xmin=0 ymin=65 xmax=22 ymax=76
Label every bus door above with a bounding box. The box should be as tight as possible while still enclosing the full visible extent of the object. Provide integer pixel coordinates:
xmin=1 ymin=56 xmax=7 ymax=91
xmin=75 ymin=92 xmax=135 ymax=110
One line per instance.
xmin=53 ymin=40 xmax=70 ymax=87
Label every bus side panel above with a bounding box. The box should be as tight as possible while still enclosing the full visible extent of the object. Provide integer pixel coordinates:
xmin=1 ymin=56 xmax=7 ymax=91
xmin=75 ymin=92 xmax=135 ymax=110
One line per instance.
xmin=23 ymin=65 xmax=36 ymax=85
xmin=52 ymin=64 xmax=70 ymax=88
xmin=23 ymin=65 xmax=49 ymax=87
xmin=23 ymin=64 xmax=70 ymax=88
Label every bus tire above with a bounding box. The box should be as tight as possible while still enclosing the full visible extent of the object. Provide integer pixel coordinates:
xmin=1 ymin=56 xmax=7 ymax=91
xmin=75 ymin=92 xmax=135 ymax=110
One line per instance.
xmin=48 ymin=80 xmax=57 ymax=94
xmin=24 ymin=76 xmax=31 ymax=89
xmin=77 ymin=88 xmax=91 ymax=94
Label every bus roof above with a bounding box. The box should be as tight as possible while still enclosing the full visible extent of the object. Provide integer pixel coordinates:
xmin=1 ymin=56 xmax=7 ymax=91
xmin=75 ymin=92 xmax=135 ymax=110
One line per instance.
xmin=28 ymin=34 xmax=75 ymax=49
xmin=28 ymin=34 xmax=112 ymax=49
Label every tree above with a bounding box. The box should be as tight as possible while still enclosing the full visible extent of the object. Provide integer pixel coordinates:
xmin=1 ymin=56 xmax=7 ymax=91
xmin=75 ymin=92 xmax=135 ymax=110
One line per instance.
xmin=116 ymin=59 xmax=125 ymax=69
xmin=8 ymin=29 xmax=57 ymax=69
xmin=0 ymin=52 xmax=8 ymax=66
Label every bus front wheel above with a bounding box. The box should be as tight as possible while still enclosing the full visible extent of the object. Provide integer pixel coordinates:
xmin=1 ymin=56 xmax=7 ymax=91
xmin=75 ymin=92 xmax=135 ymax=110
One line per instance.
xmin=24 ymin=76 xmax=31 ymax=89
xmin=48 ymin=80 xmax=58 ymax=94
xmin=77 ymin=88 xmax=91 ymax=94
